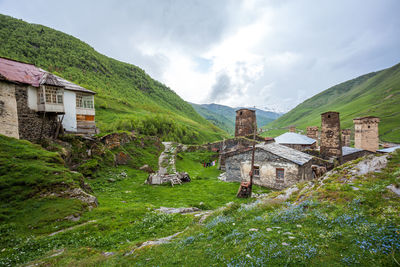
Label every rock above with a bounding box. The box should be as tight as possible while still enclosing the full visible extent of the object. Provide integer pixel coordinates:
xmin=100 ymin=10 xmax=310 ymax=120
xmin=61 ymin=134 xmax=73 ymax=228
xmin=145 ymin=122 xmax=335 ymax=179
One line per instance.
xmin=296 ymin=224 xmax=302 ymax=228
xmin=100 ymin=132 xmax=132 ymax=149
xmin=289 ymin=236 xmax=296 ymax=239
xmin=283 ymin=232 xmax=293 ymax=235
xmin=115 ymin=152 xmax=131 ymax=165
xmin=64 ymin=215 xmax=80 ymax=222
xmin=120 ymin=171 xmax=127 ymax=178
xmin=246 ymin=254 xmax=252 ymax=259
xmin=275 ymin=186 xmax=299 ymax=201
xmin=156 ymin=207 xmax=200 ymax=214
xmin=61 ymin=188 xmax=98 ymax=208
xmin=387 ymin=184 xmax=400 ymax=197
xmin=282 ymin=242 xmax=289 ymax=246
xmin=351 ymin=155 xmax=388 ymax=176
xmin=351 ymin=186 xmax=360 ymax=191
xmin=102 ymin=252 xmax=115 ymax=257
xmin=249 ymin=228 xmax=259 ymax=232
xmin=108 ymin=178 xmax=116 ymax=183
xmin=218 ymin=172 xmax=227 ymax=181
xmin=266 ymin=228 xmax=272 ymax=232
xmin=139 ymin=164 xmax=154 ymax=173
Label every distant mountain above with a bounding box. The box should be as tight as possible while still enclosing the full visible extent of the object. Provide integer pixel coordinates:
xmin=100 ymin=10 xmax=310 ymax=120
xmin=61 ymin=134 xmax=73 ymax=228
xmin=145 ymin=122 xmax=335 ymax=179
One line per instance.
xmin=190 ymin=103 xmax=283 ymax=135
xmin=0 ymin=14 xmax=228 ymax=144
xmin=264 ymin=62 xmax=400 ymax=142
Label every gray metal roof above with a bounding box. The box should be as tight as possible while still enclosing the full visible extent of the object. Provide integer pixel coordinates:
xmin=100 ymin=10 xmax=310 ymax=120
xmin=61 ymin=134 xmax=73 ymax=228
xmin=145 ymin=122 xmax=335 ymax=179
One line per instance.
xmin=51 ymin=74 xmax=96 ymax=94
xmin=377 ymin=146 xmax=400 ymax=153
xmin=256 ymin=142 xmax=313 ymax=165
xmin=342 ymin=146 xmax=363 ymax=156
xmin=275 ymin=132 xmax=316 ymax=145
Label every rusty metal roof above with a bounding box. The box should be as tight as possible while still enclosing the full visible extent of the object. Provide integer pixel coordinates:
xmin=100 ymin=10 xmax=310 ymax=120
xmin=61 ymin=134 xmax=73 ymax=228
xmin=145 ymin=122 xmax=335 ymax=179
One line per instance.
xmin=0 ymin=57 xmax=95 ymax=94
xmin=0 ymin=57 xmax=44 ymax=87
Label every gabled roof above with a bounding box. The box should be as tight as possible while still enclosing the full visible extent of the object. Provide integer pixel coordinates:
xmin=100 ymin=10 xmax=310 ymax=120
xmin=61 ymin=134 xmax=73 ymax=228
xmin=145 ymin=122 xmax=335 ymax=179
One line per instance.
xmin=342 ymin=146 xmax=363 ymax=156
xmin=275 ymin=132 xmax=316 ymax=145
xmin=256 ymin=142 xmax=313 ymax=165
xmin=377 ymin=146 xmax=400 ymax=153
xmin=0 ymin=57 xmax=95 ymax=94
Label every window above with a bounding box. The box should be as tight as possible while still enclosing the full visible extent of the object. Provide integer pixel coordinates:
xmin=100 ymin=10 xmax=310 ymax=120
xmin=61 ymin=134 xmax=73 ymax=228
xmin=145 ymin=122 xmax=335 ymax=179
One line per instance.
xmin=76 ymin=93 xmax=94 ymax=109
xmin=253 ymin=166 xmax=260 ymax=177
xmin=38 ymin=86 xmax=63 ymax=104
xmin=276 ymin=168 xmax=284 ymax=183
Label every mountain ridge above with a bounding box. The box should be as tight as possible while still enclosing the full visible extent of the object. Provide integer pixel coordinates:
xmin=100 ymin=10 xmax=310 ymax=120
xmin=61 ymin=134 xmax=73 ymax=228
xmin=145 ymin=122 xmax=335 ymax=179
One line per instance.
xmin=263 ymin=62 xmax=400 ymax=142
xmin=0 ymin=14 xmax=228 ymax=143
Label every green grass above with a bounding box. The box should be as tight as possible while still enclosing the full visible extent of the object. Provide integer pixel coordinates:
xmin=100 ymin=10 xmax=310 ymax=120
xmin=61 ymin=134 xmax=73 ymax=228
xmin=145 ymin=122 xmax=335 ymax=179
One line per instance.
xmin=263 ymin=63 xmax=400 ymax=142
xmin=0 ymin=14 xmax=228 ymax=144
xmin=0 ymin=139 xmax=270 ymax=266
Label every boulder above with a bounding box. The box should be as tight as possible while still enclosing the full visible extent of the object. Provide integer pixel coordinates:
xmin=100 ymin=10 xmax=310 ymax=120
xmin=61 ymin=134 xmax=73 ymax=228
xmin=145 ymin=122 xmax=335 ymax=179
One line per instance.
xmin=115 ymin=151 xmax=131 ymax=165
xmin=140 ymin=164 xmax=154 ymax=173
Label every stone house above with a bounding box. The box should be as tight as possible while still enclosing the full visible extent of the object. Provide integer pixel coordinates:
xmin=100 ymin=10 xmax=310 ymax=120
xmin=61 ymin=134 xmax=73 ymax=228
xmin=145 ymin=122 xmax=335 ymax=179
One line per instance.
xmin=0 ymin=57 xmax=96 ymax=141
xmin=224 ymin=142 xmax=313 ymax=190
xmin=274 ymin=132 xmax=316 ymax=151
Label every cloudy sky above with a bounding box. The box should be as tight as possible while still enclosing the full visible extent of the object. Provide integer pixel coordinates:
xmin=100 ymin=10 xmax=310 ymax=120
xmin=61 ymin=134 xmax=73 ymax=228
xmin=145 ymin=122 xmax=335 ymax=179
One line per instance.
xmin=1 ymin=0 xmax=400 ymax=112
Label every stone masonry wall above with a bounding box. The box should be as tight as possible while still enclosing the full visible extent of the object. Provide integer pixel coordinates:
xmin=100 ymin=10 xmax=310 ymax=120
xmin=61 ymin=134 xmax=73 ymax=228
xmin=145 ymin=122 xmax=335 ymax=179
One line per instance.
xmin=0 ymin=81 xmax=19 ymax=138
xmin=235 ymin=109 xmax=257 ymax=137
xmin=320 ymin=112 xmax=342 ymax=159
xmin=353 ymin=117 xmax=380 ymax=152
xmin=15 ymin=86 xmax=57 ymax=142
xmin=307 ymin=126 xmax=319 ymax=147
xmin=224 ymin=148 xmax=312 ymax=189
xmin=341 ymin=129 xmax=351 ymax=147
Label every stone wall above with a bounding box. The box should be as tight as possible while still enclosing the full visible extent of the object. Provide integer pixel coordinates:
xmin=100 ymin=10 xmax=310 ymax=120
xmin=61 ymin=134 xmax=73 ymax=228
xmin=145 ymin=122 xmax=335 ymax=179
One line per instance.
xmin=224 ymin=148 xmax=313 ymax=189
xmin=353 ymin=117 xmax=380 ymax=152
xmin=306 ymin=126 xmax=319 ymax=147
xmin=0 ymin=81 xmax=19 ymax=138
xmin=342 ymin=150 xmax=372 ymax=164
xmin=15 ymin=86 xmax=57 ymax=141
xmin=320 ymin=111 xmax=342 ymax=159
xmin=341 ymin=129 xmax=351 ymax=147
xmin=235 ymin=109 xmax=256 ymax=137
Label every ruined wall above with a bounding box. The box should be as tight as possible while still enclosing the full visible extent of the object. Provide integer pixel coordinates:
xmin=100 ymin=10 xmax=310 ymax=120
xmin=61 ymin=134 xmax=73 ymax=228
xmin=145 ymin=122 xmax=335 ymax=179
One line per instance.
xmin=342 ymin=150 xmax=372 ymax=164
xmin=341 ymin=129 xmax=351 ymax=147
xmin=0 ymin=81 xmax=19 ymax=138
xmin=306 ymin=126 xmax=319 ymax=147
xmin=320 ymin=111 xmax=342 ymax=159
xmin=15 ymin=86 xmax=57 ymax=141
xmin=353 ymin=117 xmax=380 ymax=152
xmin=224 ymin=148 xmax=312 ymax=189
xmin=235 ymin=109 xmax=256 ymax=137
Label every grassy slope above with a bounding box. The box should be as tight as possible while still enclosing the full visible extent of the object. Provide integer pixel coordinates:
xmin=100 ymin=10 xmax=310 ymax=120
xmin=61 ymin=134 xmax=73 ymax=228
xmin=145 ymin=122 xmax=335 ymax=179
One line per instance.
xmin=0 ymin=14 xmax=228 ymax=144
xmin=13 ymin=150 xmax=400 ymax=266
xmin=263 ymin=64 xmax=400 ymax=142
xmin=190 ymin=103 xmax=235 ymax=135
xmin=0 ymin=140 xmax=270 ymax=266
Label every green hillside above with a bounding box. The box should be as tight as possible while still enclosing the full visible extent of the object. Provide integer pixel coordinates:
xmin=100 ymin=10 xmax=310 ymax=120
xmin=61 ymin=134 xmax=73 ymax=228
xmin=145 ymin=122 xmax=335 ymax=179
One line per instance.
xmin=191 ymin=103 xmax=282 ymax=135
xmin=0 ymin=14 xmax=228 ymax=144
xmin=263 ymin=63 xmax=400 ymax=142
xmin=190 ymin=103 xmax=234 ymax=134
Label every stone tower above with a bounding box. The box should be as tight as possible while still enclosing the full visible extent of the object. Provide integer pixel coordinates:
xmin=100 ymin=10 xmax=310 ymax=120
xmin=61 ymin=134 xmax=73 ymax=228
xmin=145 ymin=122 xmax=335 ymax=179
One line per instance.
xmin=320 ymin=111 xmax=342 ymax=159
xmin=289 ymin=125 xmax=296 ymax=133
xmin=235 ymin=108 xmax=257 ymax=137
xmin=306 ymin=126 xmax=319 ymax=147
xmin=341 ymin=129 xmax=351 ymax=147
xmin=353 ymin=116 xmax=380 ymax=152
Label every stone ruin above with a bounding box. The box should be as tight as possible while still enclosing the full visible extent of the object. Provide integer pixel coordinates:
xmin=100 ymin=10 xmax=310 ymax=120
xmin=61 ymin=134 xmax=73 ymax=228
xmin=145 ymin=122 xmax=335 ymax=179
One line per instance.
xmin=341 ymin=129 xmax=351 ymax=147
xmin=146 ymin=172 xmax=191 ymax=186
xmin=306 ymin=126 xmax=319 ymax=148
xmin=320 ymin=111 xmax=342 ymax=159
xmin=353 ymin=116 xmax=380 ymax=152
xmin=235 ymin=108 xmax=257 ymax=137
